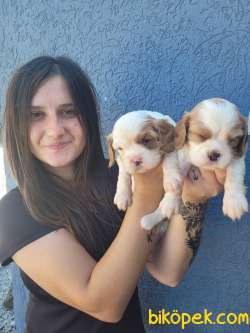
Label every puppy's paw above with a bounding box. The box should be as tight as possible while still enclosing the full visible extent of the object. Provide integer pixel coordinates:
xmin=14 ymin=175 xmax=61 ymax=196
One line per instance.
xmin=141 ymin=211 xmax=163 ymax=230
xmin=159 ymin=192 xmax=180 ymax=218
xmin=114 ymin=188 xmax=132 ymax=211
xmin=223 ymin=192 xmax=248 ymax=220
xmin=164 ymin=172 xmax=182 ymax=192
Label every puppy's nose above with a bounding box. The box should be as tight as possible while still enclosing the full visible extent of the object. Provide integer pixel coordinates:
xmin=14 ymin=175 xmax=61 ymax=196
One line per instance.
xmin=131 ymin=156 xmax=142 ymax=166
xmin=208 ymin=150 xmax=221 ymax=162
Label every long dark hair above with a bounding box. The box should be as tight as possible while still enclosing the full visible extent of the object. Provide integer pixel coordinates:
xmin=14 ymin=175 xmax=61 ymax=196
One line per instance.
xmin=4 ymin=56 xmax=122 ymax=260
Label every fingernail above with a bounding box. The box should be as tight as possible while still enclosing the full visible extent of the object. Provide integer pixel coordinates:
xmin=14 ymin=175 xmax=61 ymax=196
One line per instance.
xmin=189 ymin=168 xmax=199 ymax=181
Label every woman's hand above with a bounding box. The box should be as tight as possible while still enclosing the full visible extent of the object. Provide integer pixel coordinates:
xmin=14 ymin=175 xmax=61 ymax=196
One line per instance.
xmin=182 ymin=166 xmax=226 ymax=203
xmin=132 ymin=163 xmax=164 ymax=198
xmin=133 ymin=163 xmax=226 ymax=205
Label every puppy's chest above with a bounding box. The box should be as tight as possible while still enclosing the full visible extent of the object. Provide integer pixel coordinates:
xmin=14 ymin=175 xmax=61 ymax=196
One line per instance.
xmin=177 ymin=146 xmax=191 ymax=176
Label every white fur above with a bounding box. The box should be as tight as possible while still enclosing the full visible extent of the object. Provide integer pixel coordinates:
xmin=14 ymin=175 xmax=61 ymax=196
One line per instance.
xmin=110 ymin=110 xmax=181 ymax=230
xmin=178 ymin=98 xmax=248 ymax=220
xmin=223 ymin=157 xmax=248 ymax=220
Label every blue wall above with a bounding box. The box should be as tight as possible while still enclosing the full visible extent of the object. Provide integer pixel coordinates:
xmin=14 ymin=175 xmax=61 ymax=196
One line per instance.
xmin=1 ymin=1 xmax=250 ymax=123
xmin=1 ymin=1 xmax=250 ymax=332
xmin=140 ymin=159 xmax=250 ymax=333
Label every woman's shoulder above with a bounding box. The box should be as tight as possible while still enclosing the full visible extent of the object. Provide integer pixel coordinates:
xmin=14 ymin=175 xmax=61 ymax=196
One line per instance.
xmin=0 ymin=187 xmax=22 ymax=206
xmin=0 ymin=187 xmax=24 ymax=220
xmin=0 ymin=187 xmax=60 ymax=266
xmin=0 ymin=186 xmax=21 ymax=203
xmin=0 ymin=187 xmax=33 ymax=222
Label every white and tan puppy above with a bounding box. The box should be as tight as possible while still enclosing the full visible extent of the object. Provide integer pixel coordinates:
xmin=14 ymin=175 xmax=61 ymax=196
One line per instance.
xmin=107 ymin=110 xmax=182 ymax=230
xmin=176 ymin=98 xmax=248 ymax=220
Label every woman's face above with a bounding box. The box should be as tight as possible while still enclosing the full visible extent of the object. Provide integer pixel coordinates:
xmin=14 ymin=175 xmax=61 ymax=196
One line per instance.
xmin=29 ymin=75 xmax=86 ymax=180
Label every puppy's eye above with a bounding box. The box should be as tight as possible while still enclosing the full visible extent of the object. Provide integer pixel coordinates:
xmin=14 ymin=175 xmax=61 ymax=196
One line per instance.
xmin=189 ymin=132 xmax=207 ymax=142
xmin=230 ymin=136 xmax=242 ymax=148
xmin=142 ymin=137 xmax=153 ymax=145
xmin=198 ymin=134 xmax=207 ymax=141
xmin=192 ymin=133 xmax=207 ymax=140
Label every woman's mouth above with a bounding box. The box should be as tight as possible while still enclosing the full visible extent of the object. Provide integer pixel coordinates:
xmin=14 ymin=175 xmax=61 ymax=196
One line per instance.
xmin=46 ymin=142 xmax=70 ymax=150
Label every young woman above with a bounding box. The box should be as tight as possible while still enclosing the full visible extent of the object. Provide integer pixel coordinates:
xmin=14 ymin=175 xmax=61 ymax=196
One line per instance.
xmin=0 ymin=56 xmax=224 ymax=333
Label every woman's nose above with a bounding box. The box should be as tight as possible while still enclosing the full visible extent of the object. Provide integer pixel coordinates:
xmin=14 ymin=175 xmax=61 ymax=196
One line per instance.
xmin=46 ymin=115 xmax=65 ymax=137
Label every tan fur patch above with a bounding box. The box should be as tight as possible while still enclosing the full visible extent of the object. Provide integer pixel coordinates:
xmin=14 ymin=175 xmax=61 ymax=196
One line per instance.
xmin=228 ymin=115 xmax=248 ymax=157
xmin=107 ymin=134 xmax=116 ymax=167
xmin=157 ymin=119 xmax=176 ymax=154
xmin=175 ymin=113 xmax=190 ymax=149
xmin=135 ymin=128 xmax=159 ymax=149
xmin=136 ymin=118 xmax=175 ymax=154
xmin=188 ymin=121 xmax=212 ymax=143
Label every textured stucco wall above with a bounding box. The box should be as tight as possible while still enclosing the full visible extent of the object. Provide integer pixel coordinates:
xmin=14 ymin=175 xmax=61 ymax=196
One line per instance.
xmin=1 ymin=0 xmax=250 ymax=182
xmin=1 ymin=1 xmax=250 ymax=126
xmin=0 ymin=1 xmax=250 ymax=332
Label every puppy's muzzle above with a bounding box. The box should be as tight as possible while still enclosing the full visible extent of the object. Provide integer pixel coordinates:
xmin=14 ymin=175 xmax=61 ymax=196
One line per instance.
xmin=130 ymin=155 xmax=143 ymax=167
xmin=208 ymin=150 xmax=221 ymax=162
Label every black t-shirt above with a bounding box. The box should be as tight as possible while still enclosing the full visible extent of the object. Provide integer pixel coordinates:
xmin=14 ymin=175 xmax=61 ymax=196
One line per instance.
xmin=0 ymin=188 xmax=145 ymax=333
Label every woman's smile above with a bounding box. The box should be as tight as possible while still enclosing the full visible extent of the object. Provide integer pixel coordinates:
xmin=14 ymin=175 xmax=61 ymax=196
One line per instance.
xmin=29 ymin=75 xmax=86 ymax=180
xmin=45 ymin=141 xmax=71 ymax=150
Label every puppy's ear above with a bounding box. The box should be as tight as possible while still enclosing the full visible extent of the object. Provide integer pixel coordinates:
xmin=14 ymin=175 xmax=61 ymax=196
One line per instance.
xmin=107 ymin=133 xmax=116 ymax=167
xmin=156 ymin=119 xmax=176 ymax=153
xmin=175 ymin=113 xmax=190 ymax=149
xmin=236 ymin=115 xmax=248 ymax=157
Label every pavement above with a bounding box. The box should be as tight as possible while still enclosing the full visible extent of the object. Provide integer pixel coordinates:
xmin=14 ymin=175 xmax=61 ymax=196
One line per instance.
xmin=0 ymin=266 xmax=15 ymax=333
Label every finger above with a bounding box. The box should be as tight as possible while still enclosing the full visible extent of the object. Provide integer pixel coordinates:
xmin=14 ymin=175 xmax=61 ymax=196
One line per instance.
xmin=214 ymin=169 xmax=226 ymax=185
xmin=183 ymin=167 xmax=223 ymax=202
xmin=198 ymin=168 xmax=219 ymax=184
xmin=199 ymin=169 xmax=224 ymax=196
xmin=187 ymin=166 xmax=201 ymax=182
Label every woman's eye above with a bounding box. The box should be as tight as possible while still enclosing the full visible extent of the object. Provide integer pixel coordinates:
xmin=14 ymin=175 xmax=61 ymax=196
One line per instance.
xmin=117 ymin=147 xmax=123 ymax=151
xmin=63 ymin=109 xmax=76 ymax=117
xmin=30 ymin=112 xmax=43 ymax=121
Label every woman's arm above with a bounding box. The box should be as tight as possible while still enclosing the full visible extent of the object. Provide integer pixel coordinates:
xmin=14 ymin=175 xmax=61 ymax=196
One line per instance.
xmin=146 ymin=213 xmax=193 ymax=286
xmin=12 ymin=165 xmax=164 ymax=323
xmin=146 ymin=167 xmax=225 ymax=286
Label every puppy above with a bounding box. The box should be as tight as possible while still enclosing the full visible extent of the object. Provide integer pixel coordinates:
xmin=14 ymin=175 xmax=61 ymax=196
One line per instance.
xmin=176 ymin=98 xmax=248 ymax=220
xmin=107 ymin=110 xmax=182 ymax=230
